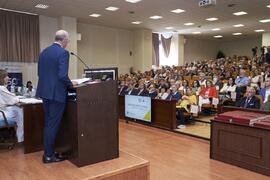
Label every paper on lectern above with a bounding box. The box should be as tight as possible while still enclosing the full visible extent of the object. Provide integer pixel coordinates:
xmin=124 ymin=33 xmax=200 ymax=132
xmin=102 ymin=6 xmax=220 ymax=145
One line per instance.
xmin=71 ymin=78 xmax=90 ymax=85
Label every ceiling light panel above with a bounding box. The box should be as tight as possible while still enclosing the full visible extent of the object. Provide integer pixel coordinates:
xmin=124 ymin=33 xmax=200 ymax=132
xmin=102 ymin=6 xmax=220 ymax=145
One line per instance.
xmin=132 ymin=21 xmax=142 ymax=24
xmin=184 ymin=22 xmax=194 ymax=26
xmin=233 ymin=24 xmax=244 ymax=27
xmin=214 ymin=35 xmax=223 ymax=38
xmin=105 ymin=7 xmax=119 ymax=11
xmin=233 ymin=11 xmax=247 ymax=16
xmin=35 ymin=4 xmax=49 ymax=9
xmin=125 ymin=0 xmax=142 ymax=3
xmin=89 ymin=14 xmax=101 ymax=17
xmin=206 ymin=17 xmax=218 ymax=21
xmin=254 ymin=29 xmax=265 ymax=32
xmin=149 ymin=15 xmax=163 ymax=19
xmin=171 ymin=9 xmax=185 ymax=13
xmin=259 ymin=19 xmax=270 ymax=23
xmin=233 ymin=32 xmax=242 ymax=35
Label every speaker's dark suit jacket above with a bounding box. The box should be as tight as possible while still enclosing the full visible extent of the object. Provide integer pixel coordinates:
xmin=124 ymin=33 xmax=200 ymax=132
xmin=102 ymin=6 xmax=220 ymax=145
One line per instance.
xmin=36 ymin=43 xmax=72 ymax=103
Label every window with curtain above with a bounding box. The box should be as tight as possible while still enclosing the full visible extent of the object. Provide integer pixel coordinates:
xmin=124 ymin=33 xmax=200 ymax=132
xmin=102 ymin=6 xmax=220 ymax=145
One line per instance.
xmin=159 ymin=33 xmax=178 ymax=66
xmin=0 ymin=10 xmax=40 ymax=63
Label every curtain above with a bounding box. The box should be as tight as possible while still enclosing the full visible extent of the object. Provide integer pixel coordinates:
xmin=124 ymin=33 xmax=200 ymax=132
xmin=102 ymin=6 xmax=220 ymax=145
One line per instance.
xmin=161 ymin=34 xmax=172 ymax=58
xmin=152 ymin=33 xmax=160 ymax=66
xmin=0 ymin=10 xmax=40 ymax=63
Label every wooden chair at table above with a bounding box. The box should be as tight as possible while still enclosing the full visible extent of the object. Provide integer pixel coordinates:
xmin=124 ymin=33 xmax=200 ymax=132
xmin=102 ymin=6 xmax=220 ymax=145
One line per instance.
xmin=0 ymin=110 xmax=17 ymax=150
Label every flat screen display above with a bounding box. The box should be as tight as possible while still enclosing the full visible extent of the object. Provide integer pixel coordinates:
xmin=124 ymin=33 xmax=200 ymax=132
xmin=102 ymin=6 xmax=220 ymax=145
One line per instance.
xmin=84 ymin=67 xmax=118 ymax=81
xmin=125 ymin=95 xmax=151 ymax=122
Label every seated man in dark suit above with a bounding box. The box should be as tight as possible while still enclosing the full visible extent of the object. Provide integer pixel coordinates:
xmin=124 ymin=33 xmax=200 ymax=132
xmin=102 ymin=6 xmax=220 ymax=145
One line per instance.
xmin=170 ymin=84 xmax=182 ymax=101
xmin=137 ymin=82 xmax=149 ymax=96
xmin=118 ymin=81 xmax=128 ymax=96
xmin=125 ymin=84 xmax=139 ymax=95
xmin=236 ymin=86 xmax=260 ymax=109
xmin=148 ymin=84 xmax=158 ymax=99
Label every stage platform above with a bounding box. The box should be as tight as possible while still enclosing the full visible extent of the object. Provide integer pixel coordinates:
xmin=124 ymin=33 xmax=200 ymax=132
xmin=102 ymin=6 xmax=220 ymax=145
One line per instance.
xmin=0 ymin=147 xmax=149 ymax=180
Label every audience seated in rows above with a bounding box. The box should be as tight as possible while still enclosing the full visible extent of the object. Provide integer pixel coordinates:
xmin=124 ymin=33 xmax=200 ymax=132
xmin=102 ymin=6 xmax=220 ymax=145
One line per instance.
xmin=118 ymin=54 xmax=270 ymax=128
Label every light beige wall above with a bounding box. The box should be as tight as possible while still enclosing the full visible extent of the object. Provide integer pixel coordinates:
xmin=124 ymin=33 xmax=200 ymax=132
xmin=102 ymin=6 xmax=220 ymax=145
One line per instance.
xmin=184 ymin=37 xmax=219 ymax=63
xmin=58 ymin=16 xmax=78 ymax=79
xmin=218 ymin=37 xmax=262 ymax=57
xmin=133 ymin=29 xmax=152 ymax=72
xmin=40 ymin=16 xmax=58 ymax=51
xmin=262 ymin=32 xmax=270 ymax=46
xmin=77 ymin=23 xmax=134 ymax=75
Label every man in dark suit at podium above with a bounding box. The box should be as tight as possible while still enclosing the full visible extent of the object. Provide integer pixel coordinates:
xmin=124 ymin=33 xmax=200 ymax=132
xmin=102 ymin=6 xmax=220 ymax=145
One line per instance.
xmin=36 ymin=30 xmax=76 ymax=163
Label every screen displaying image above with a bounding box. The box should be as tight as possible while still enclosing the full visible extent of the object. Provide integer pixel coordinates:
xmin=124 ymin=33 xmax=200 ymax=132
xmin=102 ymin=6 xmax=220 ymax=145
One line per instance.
xmin=125 ymin=95 xmax=151 ymax=122
xmin=84 ymin=67 xmax=118 ymax=81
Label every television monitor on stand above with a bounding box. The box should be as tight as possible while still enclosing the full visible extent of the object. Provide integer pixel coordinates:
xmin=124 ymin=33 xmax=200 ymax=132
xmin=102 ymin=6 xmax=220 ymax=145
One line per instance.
xmin=84 ymin=67 xmax=118 ymax=81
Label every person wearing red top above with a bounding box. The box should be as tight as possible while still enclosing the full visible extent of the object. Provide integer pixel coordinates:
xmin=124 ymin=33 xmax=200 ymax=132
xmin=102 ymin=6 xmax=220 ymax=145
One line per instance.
xmin=198 ymin=80 xmax=218 ymax=111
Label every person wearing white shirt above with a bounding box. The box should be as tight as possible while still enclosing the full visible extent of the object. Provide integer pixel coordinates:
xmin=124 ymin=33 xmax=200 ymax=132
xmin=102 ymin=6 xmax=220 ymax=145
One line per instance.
xmin=0 ymin=69 xmax=23 ymax=143
xmin=220 ymin=78 xmax=236 ymax=94
xmin=219 ymin=77 xmax=237 ymax=105
xmin=157 ymin=86 xmax=169 ymax=100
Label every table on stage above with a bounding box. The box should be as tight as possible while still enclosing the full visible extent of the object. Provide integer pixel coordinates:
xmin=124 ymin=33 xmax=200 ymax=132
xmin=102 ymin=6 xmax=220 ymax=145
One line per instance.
xmin=211 ymin=106 xmax=270 ymax=177
xmin=20 ymin=102 xmax=44 ymax=154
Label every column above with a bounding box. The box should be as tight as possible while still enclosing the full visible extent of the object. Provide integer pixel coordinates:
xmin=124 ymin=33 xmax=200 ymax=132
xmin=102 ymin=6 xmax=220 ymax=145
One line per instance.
xmin=133 ymin=29 xmax=152 ymax=72
xmin=262 ymin=32 xmax=270 ymax=46
xmin=178 ymin=35 xmax=185 ymax=66
xmin=58 ymin=16 xmax=78 ymax=79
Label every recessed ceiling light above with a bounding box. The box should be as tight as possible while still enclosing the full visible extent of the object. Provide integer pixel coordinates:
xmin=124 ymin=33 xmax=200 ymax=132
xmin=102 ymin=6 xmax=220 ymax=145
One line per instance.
xmin=233 ymin=11 xmax=248 ymax=16
xmin=192 ymin=32 xmax=201 ymax=34
xmin=233 ymin=24 xmax=244 ymax=27
xmin=35 ymin=4 xmax=49 ymax=9
xmin=171 ymin=9 xmax=185 ymax=14
xmin=184 ymin=22 xmax=194 ymax=26
xmin=233 ymin=32 xmax=242 ymax=36
xmin=149 ymin=15 xmax=163 ymax=19
xmin=165 ymin=27 xmax=174 ymax=30
xmin=259 ymin=19 xmax=270 ymax=23
xmin=206 ymin=17 xmax=218 ymax=21
xmin=132 ymin=21 xmax=142 ymax=24
xmin=267 ymin=5 xmax=270 ymax=8
xmin=125 ymin=0 xmax=142 ymax=3
xmin=212 ymin=28 xmax=221 ymax=31
xmin=105 ymin=6 xmax=119 ymax=11
xmin=214 ymin=35 xmax=223 ymax=38
xmin=89 ymin=14 xmax=101 ymax=17
xmin=254 ymin=29 xmax=265 ymax=32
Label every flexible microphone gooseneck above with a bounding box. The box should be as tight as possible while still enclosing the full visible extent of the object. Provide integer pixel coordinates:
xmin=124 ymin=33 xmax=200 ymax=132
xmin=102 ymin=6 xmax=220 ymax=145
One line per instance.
xmin=70 ymin=52 xmax=90 ymax=70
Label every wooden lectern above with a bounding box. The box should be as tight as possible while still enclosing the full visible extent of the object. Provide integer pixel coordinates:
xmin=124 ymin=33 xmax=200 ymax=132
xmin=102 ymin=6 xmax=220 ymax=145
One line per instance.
xmin=56 ymin=80 xmax=119 ymax=167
